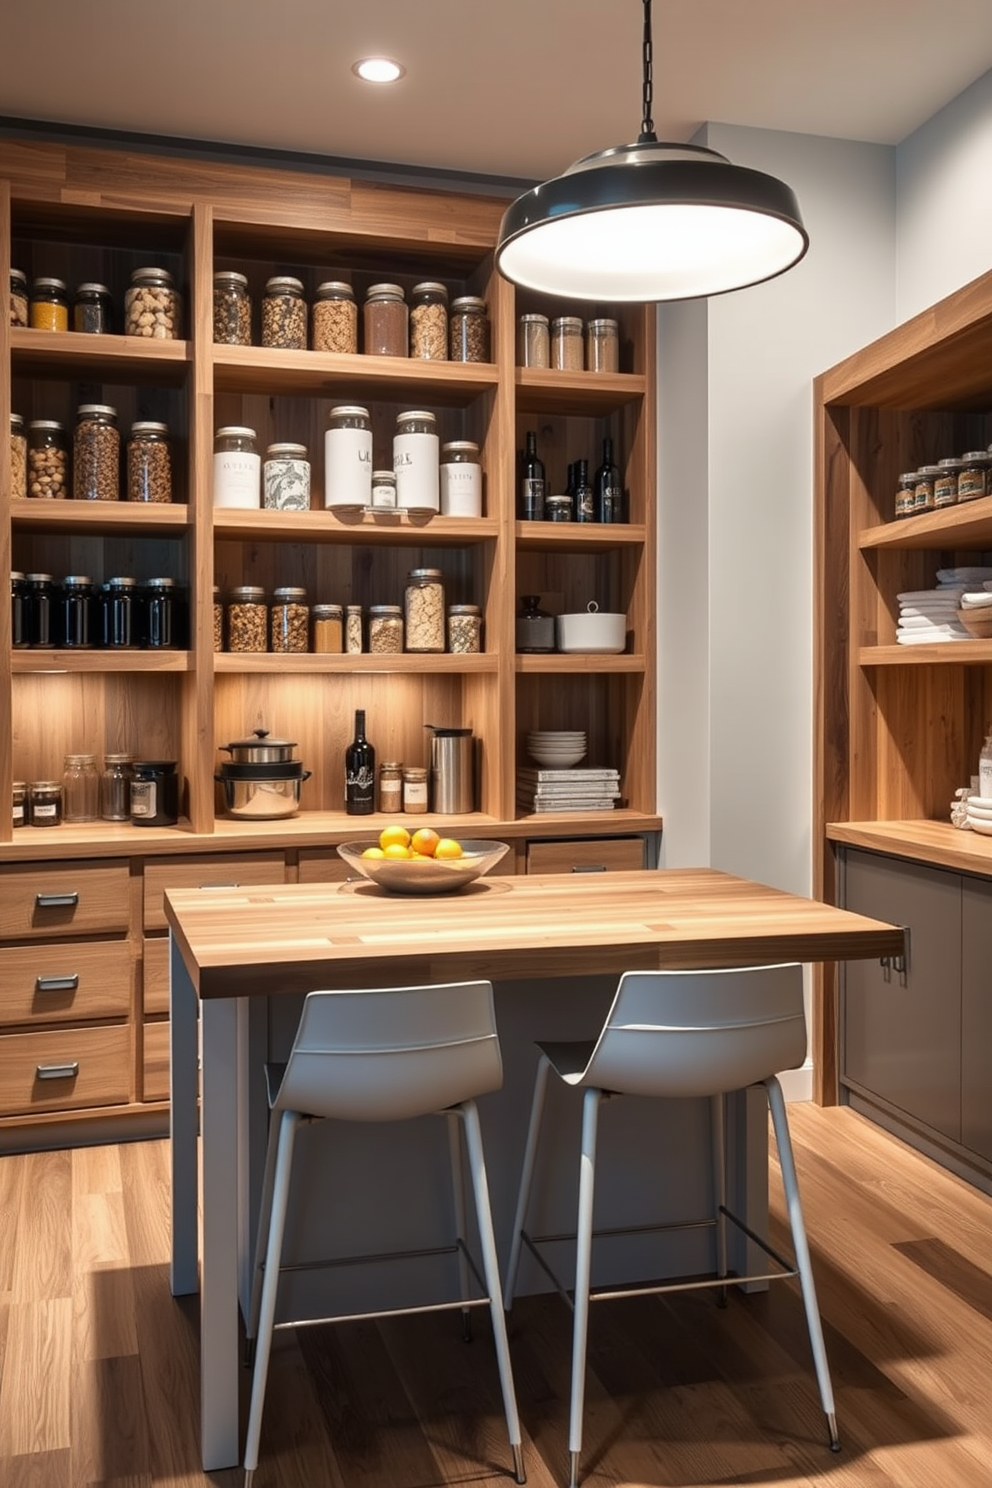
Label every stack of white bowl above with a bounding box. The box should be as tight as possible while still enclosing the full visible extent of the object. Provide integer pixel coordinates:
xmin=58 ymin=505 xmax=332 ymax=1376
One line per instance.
xmin=527 ymin=731 xmax=587 ymax=768
xmin=966 ymin=795 xmax=992 ymax=835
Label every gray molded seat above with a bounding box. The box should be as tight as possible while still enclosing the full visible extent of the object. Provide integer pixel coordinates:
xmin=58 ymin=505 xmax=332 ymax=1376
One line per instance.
xmin=504 ymin=963 xmax=838 ymax=1488
xmin=243 ymin=980 xmax=525 ymax=1487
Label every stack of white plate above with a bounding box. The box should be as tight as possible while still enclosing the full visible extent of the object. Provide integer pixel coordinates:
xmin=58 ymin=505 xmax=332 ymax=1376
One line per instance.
xmin=966 ymin=796 xmax=992 ymax=835
xmin=527 ymin=730 xmax=587 ymax=768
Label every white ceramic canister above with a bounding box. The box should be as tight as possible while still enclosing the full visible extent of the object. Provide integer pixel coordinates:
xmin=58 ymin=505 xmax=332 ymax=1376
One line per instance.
xmin=440 ymin=440 xmax=482 ymax=516
xmin=393 ymin=410 xmax=439 ymax=513
xmin=213 ymin=426 xmax=260 ymax=508
xmin=324 ymin=405 xmax=372 ymax=510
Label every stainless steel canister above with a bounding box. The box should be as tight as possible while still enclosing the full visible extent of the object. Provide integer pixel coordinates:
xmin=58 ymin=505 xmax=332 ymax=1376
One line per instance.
xmin=426 ymin=725 xmax=475 ymax=813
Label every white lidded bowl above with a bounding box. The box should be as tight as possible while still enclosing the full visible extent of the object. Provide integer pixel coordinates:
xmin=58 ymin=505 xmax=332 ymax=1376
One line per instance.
xmin=556 ymin=602 xmax=626 ymax=654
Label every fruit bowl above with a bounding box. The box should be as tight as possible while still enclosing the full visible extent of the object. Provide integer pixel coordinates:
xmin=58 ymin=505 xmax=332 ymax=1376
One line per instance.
xmin=338 ymin=839 xmax=510 ymax=895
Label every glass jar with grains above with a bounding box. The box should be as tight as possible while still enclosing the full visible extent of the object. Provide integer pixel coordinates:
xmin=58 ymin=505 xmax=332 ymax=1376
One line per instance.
xmin=226 ymin=586 xmax=268 ymax=653
xmin=213 ymin=271 xmax=252 ymax=345
xmin=517 ymin=312 xmax=550 ymax=368
xmin=585 ymin=317 xmax=619 ymax=373
xmin=345 ymin=603 xmax=364 ymax=654
xmin=363 ymin=283 xmax=407 ymax=357
xmin=450 ymin=296 xmax=490 ymax=362
xmin=74 ymin=404 xmax=120 ymax=502
xmin=410 ymin=281 xmax=448 ymax=360
xmin=368 ymin=603 xmax=404 ymax=654
xmin=270 ymin=587 xmax=309 ymax=652
xmin=312 ymin=281 xmax=357 ymax=354
xmin=447 ymin=603 xmax=482 ymax=654
xmin=10 ymin=413 xmax=27 ymax=500
xmin=73 ymin=283 xmax=112 ymax=334
xmin=312 ymin=603 xmax=343 ymax=653
xmin=212 ymin=585 xmax=224 ymax=652
xmin=125 ymin=267 xmax=181 ymax=339
xmin=30 ymin=277 xmax=69 ymax=331
xmin=552 ymin=315 xmax=584 ymax=371
xmin=404 ymin=568 xmax=445 ymax=652
xmin=127 ymin=422 xmax=172 ymax=503
xmin=262 ymin=276 xmax=307 ymax=350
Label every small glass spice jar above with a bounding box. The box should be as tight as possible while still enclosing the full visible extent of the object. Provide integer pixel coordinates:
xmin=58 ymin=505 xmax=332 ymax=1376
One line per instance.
xmin=410 ymin=281 xmax=448 ymax=360
xmin=363 ymin=282 xmax=407 ymax=357
xmin=10 ymin=412 xmax=27 ymax=500
xmin=62 ymin=753 xmax=99 ymax=823
xmin=30 ymin=277 xmax=69 ymax=331
xmin=262 ymin=275 xmax=307 ymax=349
xmin=586 ymin=317 xmax=619 ymax=373
xmin=27 ymin=420 xmax=69 ymax=498
xmin=271 ymin=587 xmax=309 ymax=652
xmin=914 ymin=464 xmax=941 ymax=513
xmin=212 ymin=585 xmax=224 ymax=652
xmin=402 ymin=765 xmax=429 ymax=813
xmin=517 ymin=312 xmax=550 ymax=368
xmin=312 ymin=281 xmax=357 ymax=354
xmin=933 ymin=457 xmax=961 ymax=509
xmin=325 ymin=405 xmax=372 ymax=510
xmin=11 ymin=571 xmax=28 ymax=649
xmin=450 ymin=296 xmax=490 ymax=362
xmin=100 ymin=576 xmax=138 ymax=648
xmin=12 ymin=780 xmax=27 ymax=828
xmin=144 ymin=576 xmax=180 ymax=649
xmin=100 ymin=754 xmax=134 ymax=822
xmin=370 ymin=469 xmax=397 ymax=510
xmin=368 ymin=603 xmax=404 ymax=654
xmin=58 ymin=575 xmax=95 ymax=648
xmin=263 ymin=442 xmax=310 ymax=510
xmin=404 ymin=568 xmax=445 ymax=652
xmin=125 ymin=267 xmax=181 ymax=338
xmin=345 ymin=603 xmax=364 ymax=654
xmin=958 ymin=451 xmax=990 ymax=503
xmin=226 ymin=586 xmax=268 ymax=653
xmin=378 ymin=762 xmax=403 ymax=815
xmin=29 ymin=780 xmax=63 ymax=827
xmin=552 ymin=315 xmax=584 ymax=371
xmin=74 ymin=404 xmax=120 ymax=501
xmin=894 ymin=471 xmax=917 ymax=520
xmin=127 ymin=421 xmax=172 ymax=503
xmin=73 ymin=282 xmax=112 ymax=334
xmin=25 ymin=573 xmax=55 ymax=648
xmin=394 ymin=410 xmax=439 ymax=513
xmin=312 ymin=602 xmax=344 ymax=653
xmin=440 ymin=440 xmax=482 ymax=517
xmin=213 ymin=426 xmax=260 ymax=508
xmin=447 ymin=603 xmax=482 ymax=654
xmin=10 ymin=267 xmax=28 ymax=326
xmin=213 ymin=270 xmax=252 ymax=345
xmin=545 ymin=493 xmax=574 ymax=522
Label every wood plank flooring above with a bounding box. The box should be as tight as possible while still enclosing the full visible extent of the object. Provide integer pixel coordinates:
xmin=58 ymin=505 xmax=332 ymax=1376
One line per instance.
xmin=2 ymin=1103 xmax=992 ymax=1487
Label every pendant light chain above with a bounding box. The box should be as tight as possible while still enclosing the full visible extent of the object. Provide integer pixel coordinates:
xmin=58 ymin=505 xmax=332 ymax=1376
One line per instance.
xmin=639 ymin=0 xmax=657 ymax=144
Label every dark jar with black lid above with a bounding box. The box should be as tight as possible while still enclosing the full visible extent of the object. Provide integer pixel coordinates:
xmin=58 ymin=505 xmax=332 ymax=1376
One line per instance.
xmin=143 ymin=576 xmax=181 ymax=648
xmin=73 ymin=283 xmax=113 ymax=333
xmin=11 ymin=572 xmax=27 ymax=648
xmin=100 ymin=575 xmax=138 ymax=648
xmin=58 ymin=575 xmax=95 ymax=647
xmin=130 ymin=760 xmax=179 ymax=826
xmin=24 ymin=572 xmax=54 ymax=647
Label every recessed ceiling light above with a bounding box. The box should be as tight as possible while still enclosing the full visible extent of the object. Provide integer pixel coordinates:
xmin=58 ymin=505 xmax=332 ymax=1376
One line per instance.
xmin=353 ymin=57 xmax=405 ymax=84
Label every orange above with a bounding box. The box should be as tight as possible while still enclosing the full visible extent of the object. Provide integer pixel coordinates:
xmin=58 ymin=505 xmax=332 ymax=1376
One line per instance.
xmin=410 ymin=827 xmax=441 ymax=858
xmin=379 ymin=823 xmax=411 ymax=852
xmin=361 ymin=846 xmax=385 ymax=859
xmin=383 ymin=842 xmax=412 ymax=860
xmin=434 ymin=837 xmax=463 ymax=859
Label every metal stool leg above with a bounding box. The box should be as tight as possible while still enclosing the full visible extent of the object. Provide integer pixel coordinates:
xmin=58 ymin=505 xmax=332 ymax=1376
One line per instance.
xmin=505 ymin=1052 xmax=552 ymax=1309
xmin=245 ymin=1099 xmax=284 ymax=1362
xmin=568 ymin=1086 xmax=602 ymax=1488
xmin=765 ymin=1076 xmax=840 ymax=1452
xmin=447 ymin=1109 xmax=474 ymax=1340
xmin=243 ymin=1110 xmax=301 ymax=1487
xmin=711 ymin=1092 xmax=729 ymax=1306
xmin=460 ymin=1100 xmax=526 ymax=1483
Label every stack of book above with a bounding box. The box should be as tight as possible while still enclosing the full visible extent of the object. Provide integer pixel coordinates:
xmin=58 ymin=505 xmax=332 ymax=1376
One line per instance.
xmin=517 ymin=767 xmax=621 ymax=813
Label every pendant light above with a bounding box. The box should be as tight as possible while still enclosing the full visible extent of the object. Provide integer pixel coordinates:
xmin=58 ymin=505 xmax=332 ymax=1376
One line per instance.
xmin=495 ymin=0 xmax=808 ymax=302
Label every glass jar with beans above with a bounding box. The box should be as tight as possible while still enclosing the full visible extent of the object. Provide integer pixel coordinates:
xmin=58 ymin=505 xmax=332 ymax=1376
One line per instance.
xmin=125 ymin=267 xmax=181 ymax=339
xmin=10 ymin=413 xmax=27 ymax=500
xmin=312 ymin=281 xmax=357 ymax=353
xmin=213 ymin=271 xmax=252 ymax=345
xmin=262 ymin=276 xmax=308 ymax=349
xmin=410 ymin=281 xmax=448 ymax=360
xmin=27 ymin=421 xmax=69 ymax=499
xmin=270 ymin=587 xmax=310 ymax=652
xmin=226 ymin=586 xmax=268 ymax=653
xmin=127 ymin=422 xmax=172 ymax=503
xmin=74 ymin=405 xmax=120 ymax=501
xmin=450 ymin=296 xmax=490 ymax=362
xmin=369 ymin=604 xmax=404 ymax=654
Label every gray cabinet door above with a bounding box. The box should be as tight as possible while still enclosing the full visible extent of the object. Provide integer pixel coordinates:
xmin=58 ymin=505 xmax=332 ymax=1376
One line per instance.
xmin=842 ymin=850 xmax=961 ymax=1142
xmin=962 ymin=876 xmax=992 ymax=1160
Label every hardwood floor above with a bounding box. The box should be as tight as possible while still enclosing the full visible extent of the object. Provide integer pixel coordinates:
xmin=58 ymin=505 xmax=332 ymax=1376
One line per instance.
xmin=2 ymin=1103 xmax=992 ymax=1487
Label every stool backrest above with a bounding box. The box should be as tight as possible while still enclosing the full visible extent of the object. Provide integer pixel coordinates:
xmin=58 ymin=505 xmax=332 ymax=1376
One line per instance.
xmin=273 ymin=980 xmax=502 ymax=1121
xmin=580 ymin=963 xmax=806 ymax=1098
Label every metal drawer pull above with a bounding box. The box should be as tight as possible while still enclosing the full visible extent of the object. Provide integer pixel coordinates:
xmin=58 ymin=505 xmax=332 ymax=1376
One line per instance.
xmin=35 ymin=892 xmax=80 ymax=909
xmin=200 ymin=882 xmax=241 ymax=889
xmin=571 ymin=864 xmax=607 ymax=873
xmin=36 ymin=974 xmax=79 ymax=993
xmin=36 ymin=1062 xmax=80 ymax=1080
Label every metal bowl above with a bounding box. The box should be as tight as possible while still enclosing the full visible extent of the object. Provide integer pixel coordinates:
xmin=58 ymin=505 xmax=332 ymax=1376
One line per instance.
xmin=216 ymin=770 xmax=310 ymax=819
xmin=338 ymin=839 xmax=509 ymax=895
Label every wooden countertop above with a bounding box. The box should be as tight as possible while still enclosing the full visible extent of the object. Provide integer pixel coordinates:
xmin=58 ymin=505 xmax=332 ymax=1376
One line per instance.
xmin=164 ymin=867 xmax=905 ymax=1001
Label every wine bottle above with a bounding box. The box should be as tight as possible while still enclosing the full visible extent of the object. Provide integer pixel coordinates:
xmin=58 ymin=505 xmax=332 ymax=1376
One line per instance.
xmin=345 ymin=708 xmax=376 ymax=815
xmin=520 ymin=429 xmax=546 ymax=520
xmin=595 ymin=437 xmax=623 ymax=523
xmin=574 ymin=458 xmax=595 ymax=522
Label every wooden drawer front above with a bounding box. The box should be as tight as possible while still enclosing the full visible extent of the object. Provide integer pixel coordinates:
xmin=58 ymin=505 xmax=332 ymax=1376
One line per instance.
xmin=297 ymin=849 xmax=351 ymax=885
xmin=142 ymin=1019 xmax=170 ymax=1103
xmin=0 ymin=1024 xmax=131 ymax=1116
xmin=526 ymin=836 xmax=646 ymax=875
xmin=0 ymin=860 xmax=131 ymax=941
xmin=0 ymin=941 xmax=132 ymax=1028
xmin=143 ymin=936 xmax=171 ymax=1016
xmin=143 ymin=852 xmax=285 ymax=931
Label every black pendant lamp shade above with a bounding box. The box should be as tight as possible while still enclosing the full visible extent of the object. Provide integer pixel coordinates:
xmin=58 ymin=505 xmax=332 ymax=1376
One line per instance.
xmin=495 ymin=4 xmax=808 ymax=302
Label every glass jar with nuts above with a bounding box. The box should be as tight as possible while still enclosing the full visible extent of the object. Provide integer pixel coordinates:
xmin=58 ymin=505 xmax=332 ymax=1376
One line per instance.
xmin=125 ymin=266 xmax=181 ymax=339
xmin=447 ymin=603 xmax=482 ymax=654
xmin=404 ymin=568 xmax=445 ymax=653
xmin=127 ymin=422 xmax=172 ymax=503
xmin=10 ymin=268 xmax=28 ymax=327
xmin=226 ymin=586 xmax=268 ymax=653
xmin=74 ymin=404 xmax=120 ymax=502
xmin=27 ymin=421 xmax=69 ymax=499
xmin=369 ymin=603 xmax=404 ymax=654
xmin=450 ymin=296 xmax=490 ymax=362
xmin=10 ymin=413 xmax=27 ymax=500
xmin=410 ymin=281 xmax=448 ymax=360
xmin=312 ymin=281 xmax=357 ymax=354
xmin=213 ymin=270 xmax=252 ymax=345
xmin=270 ymin=587 xmax=310 ymax=652
xmin=262 ymin=276 xmax=307 ymax=350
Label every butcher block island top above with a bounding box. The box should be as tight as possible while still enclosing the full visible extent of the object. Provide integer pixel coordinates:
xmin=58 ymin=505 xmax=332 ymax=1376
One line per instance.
xmin=164 ymin=867 xmax=905 ymax=1001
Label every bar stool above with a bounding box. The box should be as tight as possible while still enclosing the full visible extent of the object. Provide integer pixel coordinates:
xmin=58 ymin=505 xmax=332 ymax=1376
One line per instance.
xmin=243 ymin=980 xmax=526 ymax=1487
xmin=504 ymin=962 xmax=838 ymax=1488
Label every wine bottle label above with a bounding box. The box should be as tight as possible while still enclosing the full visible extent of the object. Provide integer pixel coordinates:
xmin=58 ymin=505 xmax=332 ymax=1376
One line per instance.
xmin=575 ymin=487 xmax=595 ymax=521
xmin=521 ymin=478 xmax=545 ymax=520
xmin=599 ymin=484 xmax=623 ymax=521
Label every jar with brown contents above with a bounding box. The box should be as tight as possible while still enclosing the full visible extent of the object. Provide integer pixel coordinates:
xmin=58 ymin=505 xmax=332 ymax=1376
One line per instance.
xmin=74 ymin=404 xmax=120 ymax=501
xmin=552 ymin=315 xmax=584 ymax=371
xmin=271 ymin=587 xmax=309 ymax=652
xmin=127 ymin=422 xmax=172 ymax=503
xmin=410 ymin=281 xmax=448 ymax=360
xmin=450 ymin=296 xmax=490 ymax=362
xmin=363 ymin=282 xmax=407 ymax=357
xmin=312 ymin=281 xmax=357 ymax=353
xmin=10 ymin=413 xmax=27 ymax=500
xmin=27 ymin=421 xmax=68 ymax=498
xmin=312 ymin=603 xmax=343 ymax=653
xmin=212 ymin=586 xmax=224 ymax=652
xmin=262 ymin=276 xmax=307 ymax=350
xmin=404 ymin=568 xmax=445 ymax=652
xmin=447 ymin=603 xmax=482 ymax=653
xmin=125 ymin=267 xmax=181 ymax=339
xmin=586 ymin=317 xmax=619 ymax=372
xmin=213 ymin=270 xmax=252 ymax=345
xmin=517 ymin=313 xmax=550 ymax=368
xmin=368 ymin=604 xmax=404 ymax=653
xmin=10 ymin=268 xmax=28 ymax=327
xmin=226 ymin=586 xmax=268 ymax=653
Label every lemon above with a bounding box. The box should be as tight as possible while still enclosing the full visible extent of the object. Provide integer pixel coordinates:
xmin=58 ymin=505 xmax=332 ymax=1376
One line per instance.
xmin=434 ymin=838 xmax=463 ymax=859
xmin=361 ymin=846 xmax=386 ymax=859
xmin=383 ymin=842 xmax=413 ymax=860
xmin=379 ymin=823 xmax=411 ymax=852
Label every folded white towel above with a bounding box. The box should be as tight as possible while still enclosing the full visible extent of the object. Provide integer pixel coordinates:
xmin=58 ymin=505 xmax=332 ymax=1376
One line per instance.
xmin=899 ymin=599 xmax=963 ymax=614
xmin=937 ymin=567 xmax=992 ymax=583
xmin=897 ymin=630 xmax=970 ymax=644
xmin=898 ymin=614 xmax=959 ymax=629
xmin=898 ymin=587 xmax=966 ymax=604
xmin=960 ymin=591 xmax=992 ymax=608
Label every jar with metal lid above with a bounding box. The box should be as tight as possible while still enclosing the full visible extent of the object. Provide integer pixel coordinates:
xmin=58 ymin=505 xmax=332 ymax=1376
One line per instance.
xmin=74 ymin=404 xmax=120 ymax=501
xmin=394 ymin=410 xmax=439 ymax=513
xmin=10 ymin=412 xmax=27 ymax=500
xmin=10 ymin=268 xmax=28 ymax=326
xmin=73 ymin=282 xmax=112 ymax=334
xmin=29 ymin=780 xmax=63 ymax=827
xmin=271 ymin=587 xmax=309 ymax=652
xmin=516 ymin=594 xmax=555 ymax=653
xmin=369 ymin=603 xmax=404 ymax=654
xmin=545 ymin=493 xmax=574 ymax=522
xmin=370 ymin=469 xmax=397 ymax=510
xmin=125 ymin=266 xmax=181 ymax=338
xmin=11 ymin=572 xmax=27 ymax=648
xmin=345 ymin=603 xmax=363 ymax=654
xmin=410 ymin=281 xmax=448 ymax=360
xmin=262 ymin=275 xmax=307 ymax=349
xmin=378 ymin=762 xmax=403 ymax=815
xmin=958 ymin=451 xmax=990 ymax=503
xmin=933 ymin=457 xmax=961 ymax=509
xmin=144 ymin=576 xmax=180 ymax=648
xmin=313 ymin=281 xmax=357 ymax=353
xmin=894 ymin=471 xmax=917 ymax=520
xmin=447 ymin=603 xmax=482 ymax=654
xmin=552 ymin=315 xmax=584 ymax=371
xmin=586 ymin=317 xmax=619 ymax=373
xmin=100 ymin=754 xmax=134 ymax=822
xmin=914 ymin=464 xmax=941 ymax=513
xmin=30 ymin=277 xmax=69 ymax=331
xmin=58 ymin=575 xmax=95 ymax=648
xmin=312 ymin=602 xmax=343 ymax=653
xmin=63 ymin=753 xmax=99 ymax=823
xmin=325 ymin=405 xmax=372 ymax=510
xmin=24 ymin=573 xmax=54 ymax=648
xmin=404 ymin=568 xmax=445 ymax=652
xmin=12 ymin=780 xmax=27 ymax=828
xmin=450 ymin=296 xmax=490 ymax=362
xmin=130 ymin=760 xmax=179 ymax=826
xmin=227 ymin=586 xmax=267 ymax=652
xmin=101 ymin=576 xmax=138 ymax=648
xmin=213 ymin=270 xmax=252 ymax=344
xmin=517 ymin=312 xmax=550 ymax=368
xmin=363 ymin=282 xmax=407 ymax=357
xmin=27 ymin=420 xmax=68 ymax=498
xmin=213 ymin=425 xmax=260 ymax=508
xmin=263 ymin=443 xmax=310 ymax=510
xmin=212 ymin=585 xmax=224 ymax=651
xmin=402 ymin=765 xmax=429 ymax=813
xmin=127 ymin=421 xmax=172 ymax=503
xmin=440 ymin=440 xmax=482 ymax=517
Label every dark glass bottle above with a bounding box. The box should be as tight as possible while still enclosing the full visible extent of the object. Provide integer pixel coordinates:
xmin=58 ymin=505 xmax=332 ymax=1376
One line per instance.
xmin=345 ymin=708 xmax=376 ymax=815
xmin=574 ymin=458 xmax=595 ymax=522
xmin=519 ymin=429 xmax=546 ymax=520
xmin=595 ymin=437 xmax=624 ymax=523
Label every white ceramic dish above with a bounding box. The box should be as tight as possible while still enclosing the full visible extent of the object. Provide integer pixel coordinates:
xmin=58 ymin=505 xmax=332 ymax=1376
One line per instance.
xmin=966 ymin=816 xmax=992 ymax=835
xmin=529 ymin=748 xmax=586 ymax=767
xmin=338 ymin=839 xmax=509 ymax=894
xmin=556 ymin=604 xmax=626 ymax=654
xmin=966 ymin=795 xmax=992 ymax=809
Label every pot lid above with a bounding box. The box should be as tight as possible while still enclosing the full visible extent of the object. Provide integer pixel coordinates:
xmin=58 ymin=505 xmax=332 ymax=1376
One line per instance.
xmin=221 ymin=727 xmax=298 ymax=752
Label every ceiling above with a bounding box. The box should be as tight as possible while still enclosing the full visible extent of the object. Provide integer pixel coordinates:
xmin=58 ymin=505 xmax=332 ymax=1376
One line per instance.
xmin=3 ymin=0 xmax=992 ymax=185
